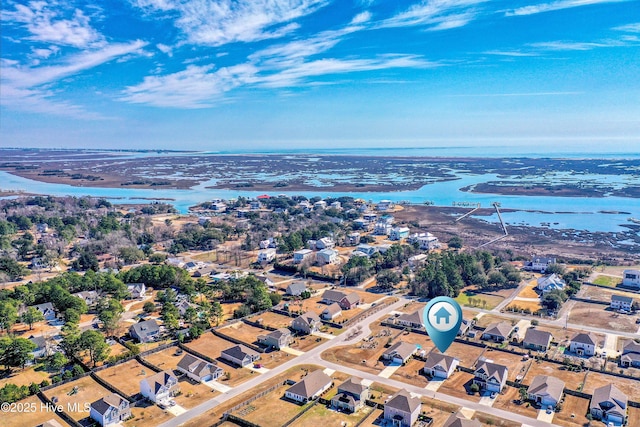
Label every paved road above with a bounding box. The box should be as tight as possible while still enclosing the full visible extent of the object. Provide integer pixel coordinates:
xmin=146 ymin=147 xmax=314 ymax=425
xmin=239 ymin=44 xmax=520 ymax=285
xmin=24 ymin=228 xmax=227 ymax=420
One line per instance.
xmin=159 ymin=297 xmax=561 ymax=427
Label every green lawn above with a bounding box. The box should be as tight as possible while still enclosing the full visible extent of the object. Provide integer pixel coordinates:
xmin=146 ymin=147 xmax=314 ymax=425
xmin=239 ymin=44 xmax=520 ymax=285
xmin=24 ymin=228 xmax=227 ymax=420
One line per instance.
xmin=592 ymin=275 xmax=621 ymax=287
xmin=455 ymin=291 xmax=504 ymax=310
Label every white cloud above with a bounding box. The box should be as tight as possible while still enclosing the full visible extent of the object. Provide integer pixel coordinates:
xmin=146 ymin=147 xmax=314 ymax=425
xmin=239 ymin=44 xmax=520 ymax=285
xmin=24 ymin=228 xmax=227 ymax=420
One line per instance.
xmin=483 ymin=50 xmax=539 ymax=57
xmin=379 ymin=0 xmax=487 ymax=30
xmin=529 ymin=40 xmax=622 ymax=50
xmin=132 ymin=0 xmax=329 ymax=46
xmin=157 ymin=43 xmax=173 ymax=56
xmin=505 ymin=0 xmax=627 ymax=17
xmin=2 ymin=1 xmax=103 ymax=48
xmin=350 ymin=11 xmax=372 ymax=25
xmin=614 ymin=23 xmax=640 ymax=33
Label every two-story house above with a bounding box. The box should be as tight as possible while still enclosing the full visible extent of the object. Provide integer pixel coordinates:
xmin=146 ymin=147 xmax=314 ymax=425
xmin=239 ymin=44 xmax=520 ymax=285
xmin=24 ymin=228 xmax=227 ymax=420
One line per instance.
xmin=473 ymin=361 xmax=508 ymax=393
xmin=176 ymin=354 xmax=224 ymax=382
xmin=291 ymin=311 xmax=321 ymax=335
xmin=383 ymin=390 xmax=421 ymax=427
xmin=140 ymin=371 xmax=179 ymax=404
xmin=569 ymin=332 xmax=599 ymax=356
xmin=257 ymin=328 xmax=292 ymax=350
xmin=90 ymin=393 xmax=131 ymax=427
xmin=331 ymin=377 xmax=370 ymax=413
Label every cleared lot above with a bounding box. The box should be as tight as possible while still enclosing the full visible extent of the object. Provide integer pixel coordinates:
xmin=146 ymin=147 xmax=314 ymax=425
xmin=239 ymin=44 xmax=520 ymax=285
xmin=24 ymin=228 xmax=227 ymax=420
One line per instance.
xmin=43 ymin=375 xmax=112 ymax=421
xmin=568 ymin=301 xmax=638 ymax=332
xmin=96 ymin=358 xmax=157 ymax=397
xmin=5 ymin=395 xmax=68 ymax=427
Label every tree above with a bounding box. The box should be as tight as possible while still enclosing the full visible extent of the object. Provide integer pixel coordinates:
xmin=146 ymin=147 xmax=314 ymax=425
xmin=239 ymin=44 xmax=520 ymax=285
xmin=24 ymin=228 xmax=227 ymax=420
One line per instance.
xmin=72 ymin=250 xmax=99 ymax=271
xmin=518 ymin=387 xmax=528 ymax=403
xmin=542 ymin=289 xmax=567 ymax=311
xmin=80 ymin=330 xmax=110 ymax=367
xmin=470 ymin=383 xmax=479 ymax=393
xmin=143 ymin=302 xmax=156 ymax=314
xmin=209 ymin=301 xmax=223 ymax=326
xmin=377 ymin=270 xmax=401 ymax=290
xmin=1 ymin=337 xmax=36 ymax=369
xmin=0 ymin=301 xmax=18 ymax=331
xmin=0 ymin=257 xmax=30 ymax=280
xmin=447 ymin=236 xmax=463 ymax=249
xmin=97 ymin=298 xmax=124 ymax=335
xmin=20 ymin=307 xmax=45 ymax=330
xmin=45 ymin=352 xmax=68 ymax=371
xmin=60 ymin=323 xmax=83 ymax=360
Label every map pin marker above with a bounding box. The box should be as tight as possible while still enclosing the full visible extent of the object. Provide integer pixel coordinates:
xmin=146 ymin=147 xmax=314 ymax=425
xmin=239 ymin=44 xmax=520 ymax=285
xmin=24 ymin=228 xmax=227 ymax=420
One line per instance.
xmin=422 ymin=296 xmax=463 ymax=353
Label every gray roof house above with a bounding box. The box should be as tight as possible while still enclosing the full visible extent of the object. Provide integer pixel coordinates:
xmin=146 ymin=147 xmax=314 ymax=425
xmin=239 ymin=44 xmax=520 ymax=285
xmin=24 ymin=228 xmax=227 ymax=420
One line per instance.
xmin=90 ymin=392 xmax=131 ymax=427
xmin=381 ymin=341 xmax=417 ymax=365
xmin=523 ymin=328 xmax=553 ymax=352
xmin=286 ymin=282 xmax=308 ymax=296
xmin=321 ymin=290 xmax=361 ymax=310
xmin=257 ymin=328 xmax=292 ymax=349
xmin=527 ymin=375 xmax=565 ymax=408
xmin=284 ymin=370 xmax=333 ymax=404
xmin=443 ymin=412 xmax=482 ymax=427
xmin=384 ymin=390 xmax=422 ymax=427
xmin=291 ymin=311 xmax=321 ymax=335
xmin=177 ymin=353 xmax=224 ymax=382
xmin=396 ymin=310 xmax=424 ymax=330
xmin=473 ymin=361 xmax=508 ymax=393
xmin=220 ymin=344 xmax=260 ymax=367
xmin=590 ymin=384 xmax=628 ymax=425
xmin=29 ymin=335 xmax=49 ymax=359
xmin=31 ymin=302 xmax=56 ymax=321
xmin=72 ymin=290 xmax=100 ymax=306
xmin=422 ymin=352 xmax=460 ymax=379
xmin=611 ymin=294 xmax=633 ymax=311
xmin=331 ymin=377 xmax=370 ymax=413
xmin=569 ymin=332 xmax=599 ymax=356
xmin=481 ymin=321 xmax=513 ymax=342
xmin=321 ymin=303 xmax=342 ymax=320
xmin=129 ymin=319 xmax=160 ymax=343
xmin=140 ymin=370 xmax=179 ymax=404
xmin=126 ymin=283 xmax=146 ymax=299
xmin=620 ymin=340 xmax=640 ymax=368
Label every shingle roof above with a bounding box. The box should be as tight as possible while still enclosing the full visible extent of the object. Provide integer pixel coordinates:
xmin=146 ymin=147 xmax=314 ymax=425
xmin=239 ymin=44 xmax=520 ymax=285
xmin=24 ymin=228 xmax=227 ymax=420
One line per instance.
xmin=483 ymin=321 xmax=512 ymax=338
xmin=571 ymin=332 xmax=598 ymax=346
xmin=443 ymin=412 xmax=482 ymax=427
xmin=90 ymin=392 xmax=128 ymax=415
xmin=475 ymin=361 xmax=508 ymax=383
xmin=222 ymin=344 xmax=260 ymax=361
xmin=323 ymin=303 xmax=342 ymax=316
xmin=424 ymin=352 xmax=458 ymax=372
xmin=287 ymin=282 xmax=307 ymax=294
xmin=337 ymin=377 xmax=367 ymax=396
xmin=322 ymin=289 xmax=347 ymax=303
xmin=590 ymin=384 xmax=628 ymax=414
xmin=386 ymin=390 xmax=421 ymax=413
xmin=344 ymin=292 xmax=360 ymax=305
xmin=523 ymin=328 xmax=553 ymax=347
xmin=177 ymin=353 xmax=219 ymax=377
xmin=527 ymin=375 xmax=565 ymax=403
xmin=286 ymin=370 xmax=332 ymax=399
xmin=612 ymin=294 xmax=633 ymax=304
xmin=383 ymin=341 xmax=417 ymax=360
xmin=143 ymin=371 xmax=177 ymax=394
xmin=130 ymin=319 xmax=159 ymax=339
xmin=295 ymin=311 xmax=321 ymax=326
xmin=622 ymin=340 xmax=640 ymax=355
xmin=397 ymin=309 xmax=424 ymax=325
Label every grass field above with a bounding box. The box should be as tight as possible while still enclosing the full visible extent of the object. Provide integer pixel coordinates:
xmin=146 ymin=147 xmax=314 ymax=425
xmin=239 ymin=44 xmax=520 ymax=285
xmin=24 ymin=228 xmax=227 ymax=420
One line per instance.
xmin=289 ymin=402 xmax=372 ymax=427
xmin=0 ymin=365 xmax=50 ymax=388
xmin=43 ymin=376 xmax=112 ymax=421
xmin=124 ymin=400 xmax=173 ymax=427
xmin=96 ymin=358 xmax=157 ymax=397
xmin=455 ymin=290 xmax=504 ymax=310
xmin=5 ymin=395 xmax=68 ymax=427
xmin=592 ymin=275 xmax=622 ymax=287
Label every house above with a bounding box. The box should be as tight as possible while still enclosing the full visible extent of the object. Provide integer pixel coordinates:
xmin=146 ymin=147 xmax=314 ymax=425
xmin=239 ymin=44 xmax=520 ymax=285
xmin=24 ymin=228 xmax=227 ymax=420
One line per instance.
xmin=422 ymin=352 xmax=459 ymax=379
xmin=291 ymin=311 xmax=321 ymax=334
xmin=396 ymin=310 xmax=424 ymax=330
xmin=346 ymin=232 xmax=361 ymax=246
xmin=353 ymin=218 xmax=372 ymax=231
xmin=458 ymin=319 xmax=471 ymax=337
xmin=29 ymin=336 xmax=49 ymax=359
xmin=221 ymin=344 xmax=260 ymax=367
xmin=126 ymin=283 xmax=146 ymax=299
xmin=31 ymin=302 xmax=56 ymax=322
xmin=443 ymin=412 xmax=482 ymax=427
xmin=321 ymin=303 xmax=342 ymax=320
xmin=384 ymin=390 xmax=421 ymax=427
xmin=526 ymin=256 xmax=557 ymax=273
xmin=481 ymin=321 xmax=513 ymax=342
xmin=536 ymin=274 xmax=566 ymax=293
xmin=381 ymin=341 xmax=418 ymax=365
xmin=257 ymin=248 xmax=276 ymax=263
xmin=249 ymin=200 xmax=262 ymax=210
xmin=377 ymin=200 xmax=395 ymax=211
xmin=316 ymin=248 xmax=338 ymax=265
xmin=36 ymin=223 xmax=49 ymax=233
xmin=286 ymin=281 xmax=307 ymax=296
xmin=140 ymin=370 xmax=179 ymax=404
xmin=314 ymin=200 xmax=327 ymax=210
xmin=620 ymin=340 xmax=640 ymax=368
xmin=177 ymin=354 xmax=223 ymax=382
xmin=362 ymin=211 xmax=378 ymax=222
xmin=569 ymin=332 xmax=599 ymax=356
xmin=331 ymin=377 xmax=369 ymax=413
xmin=373 ymin=221 xmax=392 ymax=236
xmin=622 ymin=269 xmax=640 ymax=288
xmin=611 ymin=295 xmax=633 ymax=312
xmin=293 ymin=249 xmax=314 ymax=264
xmin=408 ymin=233 xmax=440 ymax=250
xmin=257 ymin=328 xmax=292 ymax=349
xmin=408 ymin=254 xmax=428 ymax=269
xmin=330 ymin=201 xmax=341 ymax=210
xmin=523 ymin=328 xmax=553 ymax=352
xmin=355 ymin=244 xmax=378 ymax=257
xmin=210 ymin=202 xmax=226 ymax=212
xmin=321 ymin=290 xmax=361 ymax=310
xmin=129 ymin=319 xmax=160 ymax=343
xmin=590 ymin=384 xmax=628 ymax=425
xmin=316 ymin=237 xmax=335 ymax=249
xmin=72 ymin=290 xmax=99 ymax=306
xmin=90 ymin=393 xmax=131 ymax=427
xmin=183 ymin=261 xmax=198 ymax=272
xmin=256 ymin=275 xmax=275 ymax=290
xmin=321 ymin=289 xmax=348 ymax=305
xmin=527 ymin=375 xmax=565 ymax=408
xmin=389 ymin=227 xmax=410 ymax=241
xmin=176 ymin=300 xmax=197 ymax=317
xmin=285 ymin=369 xmax=333 ymax=404
xmin=473 ymin=361 xmax=508 ymax=392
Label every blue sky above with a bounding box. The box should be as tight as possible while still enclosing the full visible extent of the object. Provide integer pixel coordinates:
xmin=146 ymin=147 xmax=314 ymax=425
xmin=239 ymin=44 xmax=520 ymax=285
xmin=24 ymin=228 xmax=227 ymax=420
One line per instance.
xmin=1 ymin=0 xmax=639 ymax=151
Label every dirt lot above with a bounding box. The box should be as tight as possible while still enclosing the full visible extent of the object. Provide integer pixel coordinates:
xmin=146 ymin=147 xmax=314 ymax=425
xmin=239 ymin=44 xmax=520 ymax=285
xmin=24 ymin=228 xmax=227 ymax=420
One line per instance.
xmin=524 ymin=360 xmax=587 ymax=392
xmin=583 ymin=283 xmax=638 ymax=301
xmin=249 ymin=311 xmax=293 ymax=329
xmin=96 ymin=358 xmax=158 ymax=397
xmin=444 ymin=342 xmax=485 ymax=368
xmin=43 ymin=376 xmax=112 ymax=421
xmin=237 ymin=385 xmax=313 ymax=426
xmin=143 ymin=346 xmax=185 ymax=371
xmin=506 ymin=299 xmax=542 ymax=313
xmin=124 ymin=400 xmax=173 ymax=427
xmin=568 ymin=302 xmax=638 ymax=332
xmin=437 ymin=371 xmax=479 ymax=402
xmin=390 ymin=358 xmax=428 ymax=387
xmin=5 ymin=395 xmax=68 ymax=427
xmin=174 ymin=377 xmax=218 ymax=409
xmin=290 ymin=334 xmax=328 ymax=353
xmin=474 ymin=411 xmax=522 ymax=427
xmin=185 ymin=333 xmax=255 ymax=385
xmin=0 ymin=365 xmax=51 ymax=388
xmin=628 ymin=406 xmax=640 ymax=427
xmin=356 ymin=408 xmax=384 ymax=427
xmin=220 ymin=322 xmax=268 ymax=346
xmin=289 ymin=401 xmax=373 ymax=427
xmin=482 ymin=348 xmax=529 ymax=381
xmin=582 ymin=370 xmax=640 ymax=396
xmin=493 ymin=386 xmax=538 ymax=420
xmin=554 ymin=394 xmax=590 ymax=427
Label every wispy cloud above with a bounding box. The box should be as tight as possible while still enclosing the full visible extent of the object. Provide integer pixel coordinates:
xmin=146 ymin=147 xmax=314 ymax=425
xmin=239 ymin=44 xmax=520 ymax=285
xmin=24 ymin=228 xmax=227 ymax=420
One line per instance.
xmin=529 ymin=40 xmax=624 ymax=50
xmin=379 ymin=0 xmax=487 ymax=31
xmin=2 ymin=1 xmax=104 ymax=48
xmin=450 ymin=91 xmax=583 ymax=97
xmin=614 ymin=22 xmax=640 ymax=33
xmin=504 ymin=0 xmax=627 ymax=17
xmin=131 ymin=0 xmax=329 ymax=46
xmin=483 ymin=50 xmax=539 ymax=57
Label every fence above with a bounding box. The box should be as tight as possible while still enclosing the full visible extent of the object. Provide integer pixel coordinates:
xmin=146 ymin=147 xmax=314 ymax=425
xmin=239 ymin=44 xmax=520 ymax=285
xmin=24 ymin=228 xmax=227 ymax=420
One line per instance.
xmin=36 ymin=391 xmax=83 ymax=427
xmin=281 ymin=400 xmax=319 ymax=427
xmin=90 ymin=372 xmax=136 ymax=403
xmin=136 ymin=355 xmax=163 ymax=373
xmin=223 ymin=380 xmax=288 ymax=415
xmin=212 ymin=329 xmax=265 ymax=353
xmin=344 ymin=298 xmax=397 ymax=328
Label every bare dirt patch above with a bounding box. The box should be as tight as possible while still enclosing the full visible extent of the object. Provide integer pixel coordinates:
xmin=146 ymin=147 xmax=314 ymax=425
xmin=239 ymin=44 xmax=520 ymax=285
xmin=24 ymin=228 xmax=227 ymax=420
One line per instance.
xmin=524 ymin=360 xmax=587 ymax=392
xmin=554 ymin=394 xmax=590 ymax=427
xmin=582 ymin=370 xmax=640 ymax=397
xmin=437 ymin=371 xmax=479 ymax=402
xmin=220 ymin=322 xmax=268 ymax=346
xmin=249 ymin=311 xmax=293 ymax=329
xmin=390 ymin=358 xmax=428 ymax=387
xmin=5 ymin=395 xmax=68 ymax=427
xmin=143 ymin=346 xmax=185 ymax=371
xmin=43 ymin=376 xmax=111 ymax=421
xmin=482 ymin=348 xmax=529 ymax=381
xmin=568 ymin=302 xmax=638 ymax=333
xmin=95 ymin=358 xmax=157 ymax=397
xmin=124 ymin=400 xmax=173 ymax=427
xmin=174 ymin=378 xmax=218 ymax=409
xmin=444 ymin=341 xmax=485 ymax=368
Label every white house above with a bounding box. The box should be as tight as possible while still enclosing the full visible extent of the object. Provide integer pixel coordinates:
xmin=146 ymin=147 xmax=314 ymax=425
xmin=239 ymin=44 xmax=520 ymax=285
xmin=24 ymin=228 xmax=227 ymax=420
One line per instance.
xmin=389 ymin=227 xmax=410 ymax=241
xmin=316 ymin=249 xmax=338 ymax=265
xmin=126 ymin=283 xmax=146 ymax=299
xmin=423 ymin=353 xmax=459 ymax=379
xmin=373 ymin=221 xmax=392 ymax=236
xmin=526 ymin=256 xmax=557 ymax=273
xmin=140 ymin=371 xmax=179 ymax=404
xmin=377 ymin=200 xmax=395 ymax=211
xmin=527 ymin=375 xmax=565 ymax=408
xmin=473 ymin=361 xmax=508 ymax=393
xmin=90 ymin=393 xmax=131 ymax=427
xmin=569 ymin=332 xmax=599 ymax=356
xmin=622 ymin=269 xmax=640 ymax=288
xmin=384 ymin=390 xmax=421 ymax=427
xmin=346 ymin=232 xmax=361 ymax=246
xmin=293 ymin=249 xmax=314 ymax=264
xmin=611 ymin=295 xmax=633 ymax=312
xmin=408 ymin=254 xmax=428 ymax=269
xmin=315 ymin=237 xmax=335 ymax=250
xmin=285 ymin=370 xmax=333 ymax=404
xmin=177 ymin=354 xmax=224 ymax=382
xmin=313 ymin=200 xmax=327 ymax=210
xmin=536 ymin=274 xmax=565 ymax=294
xmin=257 ymin=248 xmax=276 ymax=263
